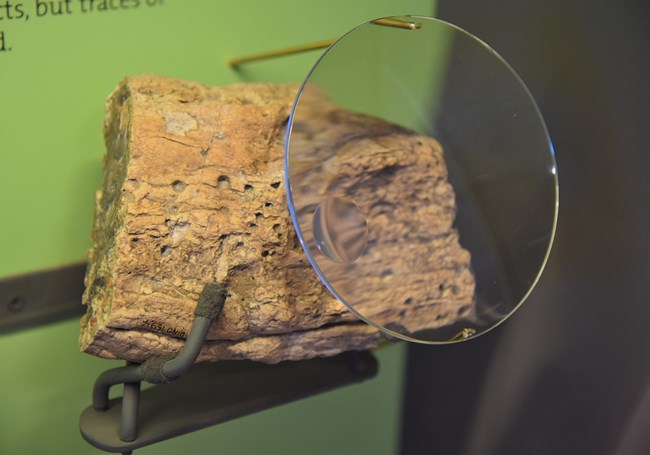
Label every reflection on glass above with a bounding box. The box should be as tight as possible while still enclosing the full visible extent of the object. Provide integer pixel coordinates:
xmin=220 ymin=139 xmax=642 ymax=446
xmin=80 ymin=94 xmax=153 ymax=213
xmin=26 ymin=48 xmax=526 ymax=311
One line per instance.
xmin=313 ymin=197 xmax=368 ymax=264
xmin=285 ymin=16 xmax=558 ymax=343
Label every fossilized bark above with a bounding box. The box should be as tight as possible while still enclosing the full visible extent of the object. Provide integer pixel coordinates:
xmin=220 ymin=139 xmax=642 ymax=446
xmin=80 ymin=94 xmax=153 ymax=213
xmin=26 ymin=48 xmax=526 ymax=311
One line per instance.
xmin=80 ymin=75 xmax=475 ymax=364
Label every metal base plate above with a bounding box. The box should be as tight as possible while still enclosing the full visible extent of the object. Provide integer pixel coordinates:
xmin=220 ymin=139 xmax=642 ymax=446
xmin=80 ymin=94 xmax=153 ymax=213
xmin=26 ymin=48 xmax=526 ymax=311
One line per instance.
xmin=80 ymin=351 xmax=378 ymax=453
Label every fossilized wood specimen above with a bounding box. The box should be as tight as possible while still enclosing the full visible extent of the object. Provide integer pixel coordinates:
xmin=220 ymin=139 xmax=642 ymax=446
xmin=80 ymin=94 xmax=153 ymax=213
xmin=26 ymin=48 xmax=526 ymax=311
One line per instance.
xmin=80 ymin=75 xmax=475 ymax=364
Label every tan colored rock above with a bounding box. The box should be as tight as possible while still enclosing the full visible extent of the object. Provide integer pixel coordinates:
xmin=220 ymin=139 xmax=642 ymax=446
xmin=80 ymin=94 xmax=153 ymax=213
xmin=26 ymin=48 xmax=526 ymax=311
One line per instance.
xmin=80 ymin=75 xmax=475 ymax=364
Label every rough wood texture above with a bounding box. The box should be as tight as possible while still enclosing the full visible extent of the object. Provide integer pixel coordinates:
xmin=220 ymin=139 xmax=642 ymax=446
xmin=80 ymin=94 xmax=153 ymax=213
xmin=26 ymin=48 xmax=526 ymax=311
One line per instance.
xmin=288 ymin=92 xmax=476 ymax=337
xmin=80 ymin=75 xmax=475 ymax=364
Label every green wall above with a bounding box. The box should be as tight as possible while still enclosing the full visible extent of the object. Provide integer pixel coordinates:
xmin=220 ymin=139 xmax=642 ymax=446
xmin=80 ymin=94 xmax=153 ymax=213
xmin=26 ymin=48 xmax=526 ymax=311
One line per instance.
xmin=0 ymin=1 xmax=434 ymax=453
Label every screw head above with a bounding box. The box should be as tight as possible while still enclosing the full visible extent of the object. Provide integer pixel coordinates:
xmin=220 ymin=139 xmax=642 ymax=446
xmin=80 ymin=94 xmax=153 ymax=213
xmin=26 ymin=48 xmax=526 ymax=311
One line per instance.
xmin=7 ymin=297 xmax=25 ymax=313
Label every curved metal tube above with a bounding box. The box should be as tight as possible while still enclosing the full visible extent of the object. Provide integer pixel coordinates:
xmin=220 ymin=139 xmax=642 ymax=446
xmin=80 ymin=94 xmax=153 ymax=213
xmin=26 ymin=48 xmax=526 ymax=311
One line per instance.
xmin=92 ymin=365 xmax=141 ymax=410
xmin=90 ymin=281 xmax=226 ymax=445
xmin=161 ymin=316 xmax=211 ymax=379
xmin=91 ymin=318 xmax=212 ymax=410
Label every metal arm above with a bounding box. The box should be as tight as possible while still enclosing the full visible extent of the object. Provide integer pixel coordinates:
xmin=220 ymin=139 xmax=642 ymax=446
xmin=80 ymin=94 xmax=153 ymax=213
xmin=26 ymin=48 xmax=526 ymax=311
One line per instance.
xmin=90 ymin=283 xmax=227 ymax=443
xmin=228 ymin=18 xmax=421 ymax=68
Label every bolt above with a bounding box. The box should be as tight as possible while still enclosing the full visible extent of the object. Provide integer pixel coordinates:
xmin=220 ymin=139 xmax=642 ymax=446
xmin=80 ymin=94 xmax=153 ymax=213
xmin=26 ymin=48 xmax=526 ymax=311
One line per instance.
xmin=7 ymin=297 xmax=25 ymax=313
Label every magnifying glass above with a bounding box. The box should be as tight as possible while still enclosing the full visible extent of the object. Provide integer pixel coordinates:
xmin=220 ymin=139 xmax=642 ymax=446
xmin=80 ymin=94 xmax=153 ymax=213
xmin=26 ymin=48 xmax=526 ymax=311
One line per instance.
xmin=283 ymin=16 xmax=558 ymax=343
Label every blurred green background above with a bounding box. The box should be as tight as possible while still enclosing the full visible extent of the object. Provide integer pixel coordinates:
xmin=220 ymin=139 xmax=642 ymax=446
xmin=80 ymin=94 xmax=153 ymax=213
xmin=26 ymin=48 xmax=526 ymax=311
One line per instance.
xmin=0 ymin=1 xmax=435 ymax=454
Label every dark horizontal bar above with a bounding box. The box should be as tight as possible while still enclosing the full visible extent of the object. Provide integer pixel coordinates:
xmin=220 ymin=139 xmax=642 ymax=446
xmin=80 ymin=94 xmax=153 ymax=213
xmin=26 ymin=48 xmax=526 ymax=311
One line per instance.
xmin=0 ymin=262 xmax=87 ymax=334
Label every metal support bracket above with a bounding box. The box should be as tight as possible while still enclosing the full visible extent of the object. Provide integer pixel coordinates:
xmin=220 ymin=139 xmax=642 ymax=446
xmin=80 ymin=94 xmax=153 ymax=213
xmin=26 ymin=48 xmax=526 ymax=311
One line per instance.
xmin=80 ymin=351 xmax=378 ymax=454
xmin=80 ymin=282 xmax=379 ymax=454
